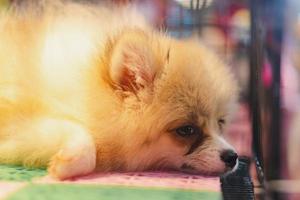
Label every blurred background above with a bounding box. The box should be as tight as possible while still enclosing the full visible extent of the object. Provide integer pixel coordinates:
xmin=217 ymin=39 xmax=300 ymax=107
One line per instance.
xmin=2 ymin=0 xmax=300 ymax=199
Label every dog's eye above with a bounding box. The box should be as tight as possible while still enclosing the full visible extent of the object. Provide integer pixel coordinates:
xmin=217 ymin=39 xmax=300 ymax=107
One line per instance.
xmin=176 ymin=125 xmax=198 ymax=137
xmin=218 ymin=119 xmax=226 ymax=127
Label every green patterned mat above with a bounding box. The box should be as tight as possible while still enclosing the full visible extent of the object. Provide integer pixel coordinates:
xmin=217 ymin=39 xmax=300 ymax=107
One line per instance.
xmin=7 ymin=185 xmax=220 ymax=200
xmin=0 ymin=165 xmax=46 ymax=181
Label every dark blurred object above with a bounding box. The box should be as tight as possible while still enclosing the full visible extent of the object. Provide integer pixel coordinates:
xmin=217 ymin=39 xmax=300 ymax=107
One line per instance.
xmin=249 ymin=0 xmax=286 ymax=199
xmin=249 ymin=0 xmax=265 ymax=189
xmin=220 ymin=157 xmax=254 ymax=200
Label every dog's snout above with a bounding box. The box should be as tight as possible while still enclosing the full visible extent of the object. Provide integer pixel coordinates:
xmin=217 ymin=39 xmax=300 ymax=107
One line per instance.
xmin=220 ymin=150 xmax=238 ymax=168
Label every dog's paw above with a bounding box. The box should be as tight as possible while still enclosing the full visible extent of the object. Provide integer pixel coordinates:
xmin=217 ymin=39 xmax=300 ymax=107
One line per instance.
xmin=48 ymin=140 xmax=96 ymax=180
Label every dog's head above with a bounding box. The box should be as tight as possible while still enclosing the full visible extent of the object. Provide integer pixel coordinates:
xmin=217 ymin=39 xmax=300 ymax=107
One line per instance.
xmin=107 ymin=30 xmax=239 ymax=175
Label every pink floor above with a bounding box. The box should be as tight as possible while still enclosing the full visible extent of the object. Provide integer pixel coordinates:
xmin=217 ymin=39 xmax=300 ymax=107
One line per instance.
xmin=37 ymin=172 xmax=220 ymax=192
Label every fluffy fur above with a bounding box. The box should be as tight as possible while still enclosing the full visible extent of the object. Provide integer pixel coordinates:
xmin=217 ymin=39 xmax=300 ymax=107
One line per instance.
xmin=0 ymin=0 xmax=238 ymax=179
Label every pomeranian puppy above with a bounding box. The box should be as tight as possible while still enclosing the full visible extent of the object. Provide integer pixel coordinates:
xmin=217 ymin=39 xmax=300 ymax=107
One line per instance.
xmin=0 ymin=0 xmax=238 ymax=180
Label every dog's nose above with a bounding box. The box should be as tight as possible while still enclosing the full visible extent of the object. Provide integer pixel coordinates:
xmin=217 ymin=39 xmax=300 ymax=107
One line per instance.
xmin=220 ymin=150 xmax=238 ymax=168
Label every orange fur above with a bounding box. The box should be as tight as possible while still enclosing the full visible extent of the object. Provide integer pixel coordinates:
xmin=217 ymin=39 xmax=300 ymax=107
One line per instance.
xmin=0 ymin=1 xmax=238 ymax=179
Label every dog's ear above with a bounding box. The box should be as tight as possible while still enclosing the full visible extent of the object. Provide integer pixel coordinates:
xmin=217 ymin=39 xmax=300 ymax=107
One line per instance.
xmin=110 ymin=31 xmax=157 ymax=92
